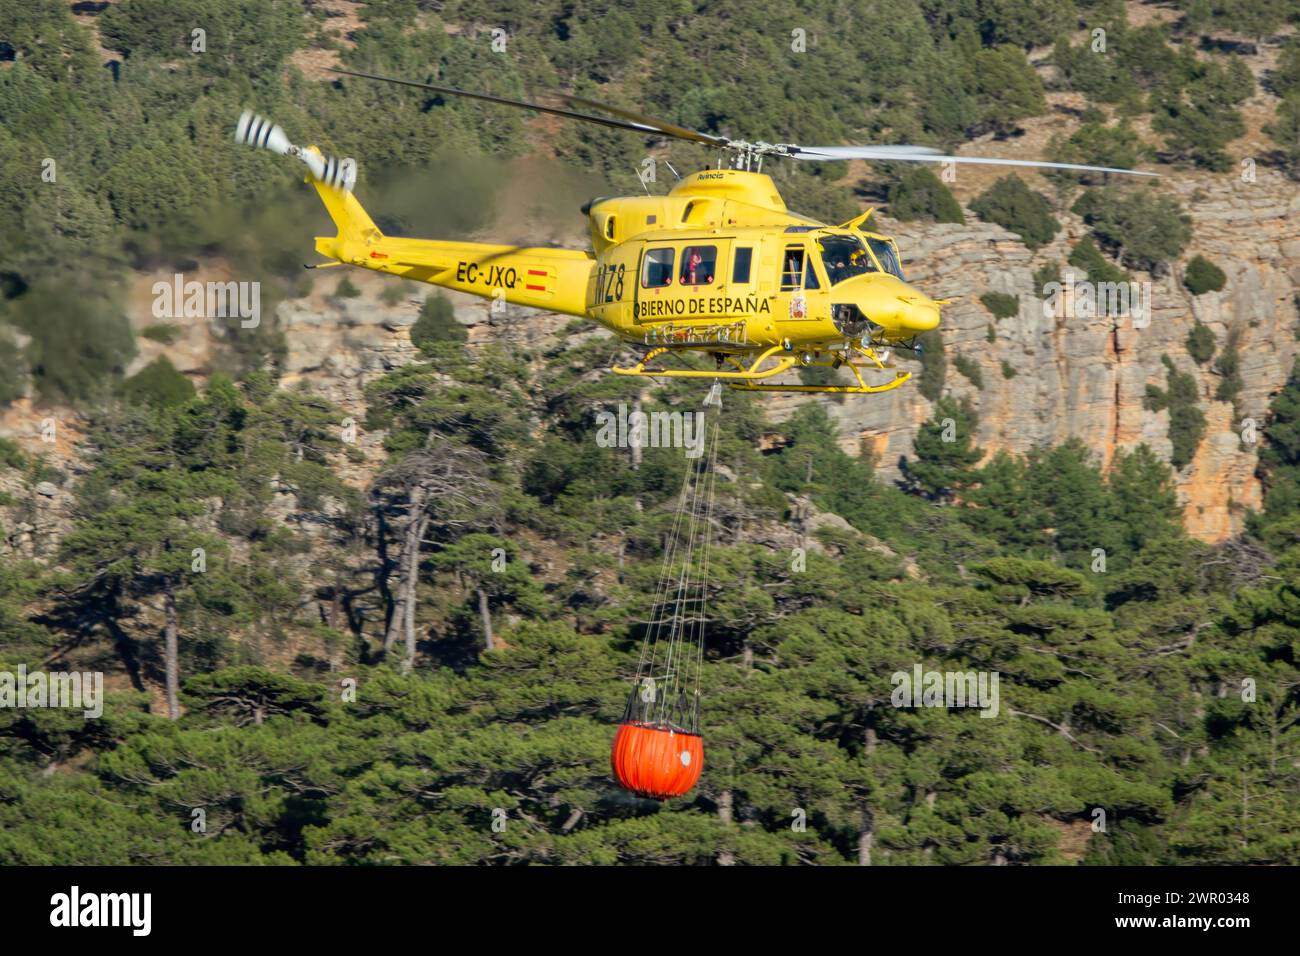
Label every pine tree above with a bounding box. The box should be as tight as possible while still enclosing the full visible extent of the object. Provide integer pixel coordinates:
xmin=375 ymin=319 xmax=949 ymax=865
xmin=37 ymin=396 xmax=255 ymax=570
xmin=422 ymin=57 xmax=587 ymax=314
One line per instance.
xmin=902 ymin=397 xmax=984 ymax=501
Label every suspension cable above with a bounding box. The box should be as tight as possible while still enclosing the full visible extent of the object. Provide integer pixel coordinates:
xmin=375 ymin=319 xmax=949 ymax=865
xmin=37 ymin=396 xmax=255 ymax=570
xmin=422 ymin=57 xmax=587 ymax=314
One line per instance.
xmin=627 ymin=388 xmax=721 ymax=733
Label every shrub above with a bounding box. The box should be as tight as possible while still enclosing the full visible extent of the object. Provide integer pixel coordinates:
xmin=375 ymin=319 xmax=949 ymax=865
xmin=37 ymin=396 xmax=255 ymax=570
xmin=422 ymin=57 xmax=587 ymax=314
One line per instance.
xmin=1072 ymin=188 xmax=1191 ymax=275
xmin=1183 ymin=255 xmax=1226 ymax=295
xmin=140 ymin=323 xmax=181 ymax=344
xmin=8 ymin=282 xmax=135 ymax=404
xmin=1068 ymin=237 xmax=1127 ymax=285
xmin=1266 ymin=91 xmax=1300 ymax=180
xmin=1144 ymin=355 xmax=1205 ymax=469
xmin=1186 ymin=322 xmax=1216 ymax=364
xmin=0 ymin=333 xmax=24 ymax=406
xmin=981 ymin=292 xmax=1020 ymax=319
xmin=0 ymin=437 xmax=26 ymax=470
xmin=917 ymin=329 xmax=945 ymax=402
xmin=970 ymin=176 xmax=1059 ymax=250
xmin=953 ymin=354 xmax=984 ymax=388
xmin=972 ymin=45 xmax=1048 ymax=134
xmin=1214 ymin=330 xmax=1243 ymax=405
xmin=1151 ymin=58 xmax=1252 ymax=171
xmin=120 ymin=356 xmax=196 ymax=408
xmin=1032 ymin=261 xmax=1062 ymax=296
xmin=888 ymin=167 xmax=965 ymax=224
xmin=1046 ymin=119 xmax=1146 ymax=186
xmin=411 ymin=294 xmax=467 ymax=352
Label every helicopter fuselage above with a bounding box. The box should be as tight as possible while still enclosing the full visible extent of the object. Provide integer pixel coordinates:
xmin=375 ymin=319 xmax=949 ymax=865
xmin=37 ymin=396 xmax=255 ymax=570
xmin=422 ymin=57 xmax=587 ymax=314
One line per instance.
xmin=299 ymin=159 xmax=938 ymax=392
xmin=309 ymin=166 xmax=940 ymax=359
xmin=580 ymin=169 xmax=940 ymax=355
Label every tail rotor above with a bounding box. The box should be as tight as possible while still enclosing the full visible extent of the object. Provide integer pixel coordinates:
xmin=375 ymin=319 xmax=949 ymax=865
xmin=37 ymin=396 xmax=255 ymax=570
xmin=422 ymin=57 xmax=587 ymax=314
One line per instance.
xmin=235 ymin=110 xmax=357 ymax=192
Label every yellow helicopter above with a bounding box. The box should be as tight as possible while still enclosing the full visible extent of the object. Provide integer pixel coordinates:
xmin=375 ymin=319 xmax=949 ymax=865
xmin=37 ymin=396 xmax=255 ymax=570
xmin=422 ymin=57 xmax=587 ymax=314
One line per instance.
xmin=236 ymin=70 xmax=1153 ymax=394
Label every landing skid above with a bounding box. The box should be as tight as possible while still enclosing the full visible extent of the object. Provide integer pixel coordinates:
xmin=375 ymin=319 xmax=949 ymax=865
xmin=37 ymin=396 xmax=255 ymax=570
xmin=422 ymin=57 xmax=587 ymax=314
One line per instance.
xmin=611 ymin=343 xmax=911 ymax=395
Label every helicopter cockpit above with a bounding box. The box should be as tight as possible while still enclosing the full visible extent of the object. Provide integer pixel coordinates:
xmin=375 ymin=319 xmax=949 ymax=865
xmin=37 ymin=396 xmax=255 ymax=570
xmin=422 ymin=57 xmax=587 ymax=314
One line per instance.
xmin=816 ymin=233 xmax=905 ymax=283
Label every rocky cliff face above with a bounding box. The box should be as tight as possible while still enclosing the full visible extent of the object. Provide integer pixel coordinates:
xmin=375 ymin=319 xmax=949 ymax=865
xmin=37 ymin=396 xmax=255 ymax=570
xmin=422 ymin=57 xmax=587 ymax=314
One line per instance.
xmin=767 ymin=168 xmax=1300 ymax=542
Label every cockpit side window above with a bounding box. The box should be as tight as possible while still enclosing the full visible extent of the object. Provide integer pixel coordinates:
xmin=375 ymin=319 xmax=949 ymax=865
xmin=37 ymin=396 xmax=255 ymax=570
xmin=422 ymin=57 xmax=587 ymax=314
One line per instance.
xmin=804 ymin=256 xmax=821 ymax=290
xmin=866 ymin=238 xmax=904 ymax=280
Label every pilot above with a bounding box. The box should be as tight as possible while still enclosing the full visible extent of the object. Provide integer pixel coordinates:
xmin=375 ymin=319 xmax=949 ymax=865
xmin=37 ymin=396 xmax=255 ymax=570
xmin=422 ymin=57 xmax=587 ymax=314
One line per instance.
xmin=824 ymin=252 xmax=848 ymax=284
xmin=845 ymin=248 xmax=870 ymax=280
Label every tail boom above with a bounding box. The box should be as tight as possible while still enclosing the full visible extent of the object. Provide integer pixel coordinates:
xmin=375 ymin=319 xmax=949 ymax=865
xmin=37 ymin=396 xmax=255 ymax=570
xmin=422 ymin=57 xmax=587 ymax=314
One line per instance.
xmin=235 ymin=110 xmax=594 ymax=316
xmin=313 ymin=199 xmax=593 ymax=317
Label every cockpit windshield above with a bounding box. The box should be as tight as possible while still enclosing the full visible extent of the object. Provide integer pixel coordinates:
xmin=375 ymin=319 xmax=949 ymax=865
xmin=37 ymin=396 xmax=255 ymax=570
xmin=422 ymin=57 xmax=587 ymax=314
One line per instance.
xmin=866 ymin=238 xmax=904 ymax=280
xmin=817 ymin=235 xmax=877 ymax=285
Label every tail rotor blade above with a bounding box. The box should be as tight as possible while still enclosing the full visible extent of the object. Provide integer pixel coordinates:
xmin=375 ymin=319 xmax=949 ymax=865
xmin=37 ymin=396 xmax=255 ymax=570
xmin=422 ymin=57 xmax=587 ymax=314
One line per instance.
xmin=234 ymin=110 xmax=357 ymax=192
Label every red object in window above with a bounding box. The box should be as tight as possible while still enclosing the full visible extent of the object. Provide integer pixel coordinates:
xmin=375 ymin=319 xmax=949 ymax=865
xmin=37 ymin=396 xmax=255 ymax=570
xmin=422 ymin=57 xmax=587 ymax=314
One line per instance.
xmin=687 ymin=251 xmax=702 ymax=284
xmin=611 ymin=722 xmax=703 ymax=799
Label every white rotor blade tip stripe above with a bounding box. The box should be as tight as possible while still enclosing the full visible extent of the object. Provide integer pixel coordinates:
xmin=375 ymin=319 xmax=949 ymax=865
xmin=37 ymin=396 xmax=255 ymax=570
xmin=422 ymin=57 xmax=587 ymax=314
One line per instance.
xmin=798 ymin=144 xmax=945 ymax=157
xmin=792 ymin=147 xmax=1156 ymax=177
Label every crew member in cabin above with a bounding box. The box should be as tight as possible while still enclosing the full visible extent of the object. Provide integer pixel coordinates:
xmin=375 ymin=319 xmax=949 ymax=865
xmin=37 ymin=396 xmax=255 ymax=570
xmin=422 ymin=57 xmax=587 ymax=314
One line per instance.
xmin=687 ymin=249 xmax=703 ymax=284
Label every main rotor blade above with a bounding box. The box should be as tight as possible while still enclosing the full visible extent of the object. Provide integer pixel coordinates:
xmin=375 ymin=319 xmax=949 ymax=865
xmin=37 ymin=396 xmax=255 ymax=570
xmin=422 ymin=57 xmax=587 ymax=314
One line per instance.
xmin=789 ymin=145 xmax=1157 ymax=177
xmin=330 ymin=68 xmax=724 ymax=147
xmin=820 ymin=144 xmax=944 ymax=156
xmin=558 ymin=94 xmax=729 ymax=147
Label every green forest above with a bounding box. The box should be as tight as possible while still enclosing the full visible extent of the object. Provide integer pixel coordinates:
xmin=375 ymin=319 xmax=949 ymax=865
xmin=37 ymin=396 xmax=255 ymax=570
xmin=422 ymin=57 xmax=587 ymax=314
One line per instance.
xmin=2 ymin=0 xmax=1300 ymax=865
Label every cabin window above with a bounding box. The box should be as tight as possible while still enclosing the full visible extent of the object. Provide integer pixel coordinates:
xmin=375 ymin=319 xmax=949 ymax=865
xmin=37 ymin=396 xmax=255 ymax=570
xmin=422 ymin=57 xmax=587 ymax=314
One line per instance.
xmin=679 ymin=246 xmax=717 ymax=285
xmin=642 ymin=247 xmax=675 ymax=288
xmin=732 ymin=247 xmax=753 ymax=284
xmin=780 ymin=245 xmax=805 ymax=290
